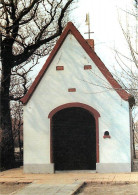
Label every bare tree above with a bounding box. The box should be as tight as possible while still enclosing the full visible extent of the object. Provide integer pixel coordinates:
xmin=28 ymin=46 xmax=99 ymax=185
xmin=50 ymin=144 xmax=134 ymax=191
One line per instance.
xmin=114 ymin=1 xmax=138 ymax=101
xmin=113 ymin=0 xmax=138 ymax=157
xmin=0 ymin=0 xmax=74 ymax=170
xmin=11 ymin=101 xmax=23 ymax=164
xmin=10 ymin=61 xmax=34 ymax=163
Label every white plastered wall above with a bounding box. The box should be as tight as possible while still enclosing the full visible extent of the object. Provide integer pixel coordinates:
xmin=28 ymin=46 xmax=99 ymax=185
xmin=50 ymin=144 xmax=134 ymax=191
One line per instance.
xmin=23 ymin=34 xmax=131 ymax=171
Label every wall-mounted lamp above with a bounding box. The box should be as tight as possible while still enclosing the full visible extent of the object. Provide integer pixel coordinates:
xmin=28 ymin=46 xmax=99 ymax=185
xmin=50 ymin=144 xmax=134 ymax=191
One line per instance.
xmin=103 ymin=131 xmax=111 ymax=139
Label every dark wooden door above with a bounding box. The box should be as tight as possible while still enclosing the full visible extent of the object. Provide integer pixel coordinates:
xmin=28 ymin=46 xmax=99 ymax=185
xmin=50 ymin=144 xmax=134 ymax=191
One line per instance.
xmin=52 ymin=107 xmax=96 ymax=170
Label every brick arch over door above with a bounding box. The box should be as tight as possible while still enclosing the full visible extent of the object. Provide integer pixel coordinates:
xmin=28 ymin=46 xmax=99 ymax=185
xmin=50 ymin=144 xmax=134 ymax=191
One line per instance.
xmin=48 ymin=102 xmax=100 ymax=164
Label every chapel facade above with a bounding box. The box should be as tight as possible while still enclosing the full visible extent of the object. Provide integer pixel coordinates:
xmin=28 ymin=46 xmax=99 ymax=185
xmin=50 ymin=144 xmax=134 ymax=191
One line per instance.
xmin=21 ymin=22 xmax=134 ymax=173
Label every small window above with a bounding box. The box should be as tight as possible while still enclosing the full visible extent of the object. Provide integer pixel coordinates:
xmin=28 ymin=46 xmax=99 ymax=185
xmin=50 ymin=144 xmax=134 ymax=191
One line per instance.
xmin=104 ymin=131 xmax=109 ymax=136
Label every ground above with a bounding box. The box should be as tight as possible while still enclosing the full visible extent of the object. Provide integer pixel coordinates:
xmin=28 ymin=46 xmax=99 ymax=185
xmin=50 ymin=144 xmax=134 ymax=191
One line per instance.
xmin=0 ymin=183 xmax=27 ymax=194
xmin=77 ymin=183 xmax=138 ymax=195
xmin=1 ymin=183 xmax=138 ymax=195
xmin=0 ymin=168 xmax=138 ymax=195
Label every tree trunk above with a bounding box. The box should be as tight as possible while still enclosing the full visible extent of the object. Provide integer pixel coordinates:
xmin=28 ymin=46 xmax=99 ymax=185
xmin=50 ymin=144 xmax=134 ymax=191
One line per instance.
xmin=0 ymin=64 xmax=15 ymax=170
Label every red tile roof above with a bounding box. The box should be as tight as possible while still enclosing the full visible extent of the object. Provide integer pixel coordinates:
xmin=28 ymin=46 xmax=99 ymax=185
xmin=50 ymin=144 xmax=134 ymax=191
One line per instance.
xmin=21 ymin=22 xmax=134 ymax=105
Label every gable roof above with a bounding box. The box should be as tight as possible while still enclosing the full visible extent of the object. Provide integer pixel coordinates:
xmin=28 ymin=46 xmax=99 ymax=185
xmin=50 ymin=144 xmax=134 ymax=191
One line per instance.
xmin=21 ymin=22 xmax=134 ymax=105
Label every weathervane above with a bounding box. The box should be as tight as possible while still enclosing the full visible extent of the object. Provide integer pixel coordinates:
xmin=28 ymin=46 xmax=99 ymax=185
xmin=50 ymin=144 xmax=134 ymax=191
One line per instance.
xmin=85 ymin=13 xmax=94 ymax=39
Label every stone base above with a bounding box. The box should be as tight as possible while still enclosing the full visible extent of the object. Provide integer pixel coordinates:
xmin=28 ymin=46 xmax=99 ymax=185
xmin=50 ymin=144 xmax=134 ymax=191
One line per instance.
xmin=96 ymin=163 xmax=131 ymax=173
xmin=24 ymin=163 xmax=54 ymax=174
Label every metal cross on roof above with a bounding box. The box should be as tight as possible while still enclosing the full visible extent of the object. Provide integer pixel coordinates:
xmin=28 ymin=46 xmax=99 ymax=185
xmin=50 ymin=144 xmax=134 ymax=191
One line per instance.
xmin=85 ymin=13 xmax=94 ymax=39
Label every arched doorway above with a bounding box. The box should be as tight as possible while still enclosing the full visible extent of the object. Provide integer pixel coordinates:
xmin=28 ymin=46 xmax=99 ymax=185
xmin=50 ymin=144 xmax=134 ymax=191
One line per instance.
xmin=50 ymin=105 xmax=98 ymax=171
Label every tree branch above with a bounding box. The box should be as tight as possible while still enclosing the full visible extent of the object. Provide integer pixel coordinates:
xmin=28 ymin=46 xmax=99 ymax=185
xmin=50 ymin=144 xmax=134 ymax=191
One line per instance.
xmin=13 ymin=0 xmax=73 ymax=66
xmin=14 ymin=0 xmax=40 ymax=24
